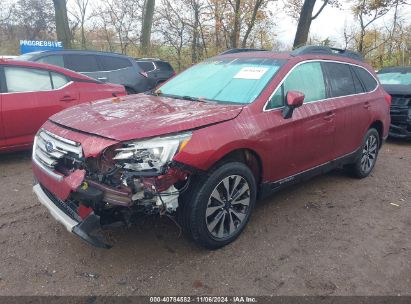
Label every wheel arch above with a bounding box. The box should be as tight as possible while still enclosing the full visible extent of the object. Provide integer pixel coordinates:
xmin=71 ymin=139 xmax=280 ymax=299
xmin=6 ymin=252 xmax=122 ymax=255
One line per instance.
xmin=369 ymin=120 xmax=384 ymax=147
xmin=210 ymin=148 xmax=263 ymax=188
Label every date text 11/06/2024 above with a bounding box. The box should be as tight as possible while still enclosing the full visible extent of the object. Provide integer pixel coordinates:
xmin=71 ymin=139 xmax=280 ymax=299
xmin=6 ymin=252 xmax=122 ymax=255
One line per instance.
xmin=149 ymin=296 xmax=257 ymax=303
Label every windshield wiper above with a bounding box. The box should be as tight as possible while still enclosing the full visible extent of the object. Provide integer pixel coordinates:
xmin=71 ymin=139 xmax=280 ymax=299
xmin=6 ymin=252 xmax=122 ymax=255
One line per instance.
xmin=180 ymin=96 xmax=206 ymax=102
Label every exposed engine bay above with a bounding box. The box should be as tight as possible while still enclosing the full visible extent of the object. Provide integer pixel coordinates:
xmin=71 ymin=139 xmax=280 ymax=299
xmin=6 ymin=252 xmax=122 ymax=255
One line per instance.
xmin=35 ymin=130 xmax=193 ymax=229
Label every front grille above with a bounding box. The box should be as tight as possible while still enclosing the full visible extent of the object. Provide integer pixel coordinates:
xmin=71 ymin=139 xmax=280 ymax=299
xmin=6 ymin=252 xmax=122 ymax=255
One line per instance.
xmin=391 ymin=95 xmax=411 ymax=106
xmin=33 ymin=129 xmax=83 ymax=173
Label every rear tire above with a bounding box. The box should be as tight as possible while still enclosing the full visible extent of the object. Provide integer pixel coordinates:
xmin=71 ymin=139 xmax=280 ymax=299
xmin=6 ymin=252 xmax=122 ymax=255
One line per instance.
xmin=349 ymin=128 xmax=380 ymax=178
xmin=178 ymin=162 xmax=256 ymax=249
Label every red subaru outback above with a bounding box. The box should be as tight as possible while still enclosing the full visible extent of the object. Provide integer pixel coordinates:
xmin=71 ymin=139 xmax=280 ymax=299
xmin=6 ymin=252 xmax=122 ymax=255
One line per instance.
xmin=32 ymin=46 xmax=391 ymax=249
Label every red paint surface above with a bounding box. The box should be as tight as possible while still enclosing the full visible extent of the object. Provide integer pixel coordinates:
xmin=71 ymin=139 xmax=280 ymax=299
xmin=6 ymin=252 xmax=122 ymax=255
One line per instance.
xmin=49 ymin=94 xmax=243 ymax=141
xmin=0 ymin=59 xmax=126 ymax=153
xmin=33 ymin=52 xmax=390 ymax=190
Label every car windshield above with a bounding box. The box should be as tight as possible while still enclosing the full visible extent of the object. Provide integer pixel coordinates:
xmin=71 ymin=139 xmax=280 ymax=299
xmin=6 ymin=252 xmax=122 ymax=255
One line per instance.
xmin=378 ymin=71 xmax=411 ymax=85
xmin=157 ymin=57 xmax=285 ymax=104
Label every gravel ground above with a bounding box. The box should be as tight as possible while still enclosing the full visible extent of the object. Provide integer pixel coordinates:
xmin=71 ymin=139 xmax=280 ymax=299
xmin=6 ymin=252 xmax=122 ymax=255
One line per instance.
xmin=0 ymin=140 xmax=410 ymax=296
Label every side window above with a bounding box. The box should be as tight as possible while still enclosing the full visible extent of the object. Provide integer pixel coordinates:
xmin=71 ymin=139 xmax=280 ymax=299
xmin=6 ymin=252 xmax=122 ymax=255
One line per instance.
xmin=98 ymin=55 xmax=132 ymax=71
xmin=155 ymin=61 xmax=173 ymax=71
xmin=51 ymin=72 xmax=69 ymax=89
xmin=136 ymin=61 xmax=155 ymax=72
xmin=64 ymin=54 xmax=99 ymax=72
xmin=36 ymin=55 xmax=64 ymax=68
xmin=4 ymin=67 xmax=52 ymax=92
xmin=323 ymin=62 xmax=356 ymax=97
xmin=267 ymin=62 xmax=326 ymax=109
xmin=354 ymin=67 xmax=378 ymax=92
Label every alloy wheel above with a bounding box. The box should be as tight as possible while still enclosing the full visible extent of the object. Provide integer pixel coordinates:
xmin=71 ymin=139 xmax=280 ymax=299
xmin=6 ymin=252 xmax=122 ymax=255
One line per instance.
xmin=205 ymin=175 xmax=251 ymax=239
xmin=361 ymin=134 xmax=378 ymax=173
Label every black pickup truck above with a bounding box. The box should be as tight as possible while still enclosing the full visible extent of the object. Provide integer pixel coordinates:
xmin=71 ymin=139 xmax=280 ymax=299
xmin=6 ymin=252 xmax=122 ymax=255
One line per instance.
xmin=378 ymin=66 xmax=411 ymax=139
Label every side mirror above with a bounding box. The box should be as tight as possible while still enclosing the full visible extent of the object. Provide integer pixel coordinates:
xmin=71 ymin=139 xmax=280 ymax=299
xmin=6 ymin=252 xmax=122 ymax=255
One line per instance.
xmin=282 ymin=91 xmax=305 ymax=119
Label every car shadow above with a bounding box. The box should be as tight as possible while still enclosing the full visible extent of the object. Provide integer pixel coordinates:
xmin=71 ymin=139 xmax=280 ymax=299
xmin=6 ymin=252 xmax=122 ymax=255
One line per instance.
xmin=0 ymin=150 xmax=31 ymax=165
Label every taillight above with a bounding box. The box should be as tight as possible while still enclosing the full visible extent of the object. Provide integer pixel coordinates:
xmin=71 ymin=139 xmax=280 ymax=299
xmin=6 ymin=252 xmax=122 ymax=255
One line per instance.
xmin=140 ymin=71 xmax=148 ymax=78
xmin=384 ymin=93 xmax=392 ymax=107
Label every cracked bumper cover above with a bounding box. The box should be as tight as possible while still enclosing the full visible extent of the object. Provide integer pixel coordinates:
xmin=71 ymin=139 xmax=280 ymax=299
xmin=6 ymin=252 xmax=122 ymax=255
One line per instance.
xmin=33 ymin=184 xmax=111 ymax=249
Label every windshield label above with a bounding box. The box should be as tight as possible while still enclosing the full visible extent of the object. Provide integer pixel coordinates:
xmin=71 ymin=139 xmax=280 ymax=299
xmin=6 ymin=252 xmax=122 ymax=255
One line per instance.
xmin=234 ymin=67 xmax=268 ymax=80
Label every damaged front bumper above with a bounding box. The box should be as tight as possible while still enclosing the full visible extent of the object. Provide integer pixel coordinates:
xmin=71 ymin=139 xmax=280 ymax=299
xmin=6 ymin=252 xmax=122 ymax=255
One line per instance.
xmin=33 ymin=183 xmax=111 ymax=249
xmin=389 ymin=96 xmax=411 ymax=139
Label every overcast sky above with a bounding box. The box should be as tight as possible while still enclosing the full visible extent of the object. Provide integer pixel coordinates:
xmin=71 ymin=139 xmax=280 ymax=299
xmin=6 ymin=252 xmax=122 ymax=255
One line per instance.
xmin=274 ymin=1 xmax=411 ymax=49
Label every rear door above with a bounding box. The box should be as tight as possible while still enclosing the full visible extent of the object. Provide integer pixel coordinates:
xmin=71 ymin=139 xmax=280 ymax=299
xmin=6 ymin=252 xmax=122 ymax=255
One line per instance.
xmin=96 ymin=55 xmax=134 ymax=85
xmin=1 ymin=66 xmax=79 ymax=148
xmin=153 ymin=61 xmax=175 ymax=85
xmin=322 ymin=62 xmax=375 ymax=157
xmin=136 ymin=61 xmax=157 ymax=87
xmin=321 ymin=61 xmax=365 ymax=157
xmin=63 ymin=54 xmax=103 ymax=81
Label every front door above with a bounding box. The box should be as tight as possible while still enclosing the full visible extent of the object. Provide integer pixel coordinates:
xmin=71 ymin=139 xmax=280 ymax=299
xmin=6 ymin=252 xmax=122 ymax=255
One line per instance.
xmin=265 ymin=61 xmax=336 ymax=179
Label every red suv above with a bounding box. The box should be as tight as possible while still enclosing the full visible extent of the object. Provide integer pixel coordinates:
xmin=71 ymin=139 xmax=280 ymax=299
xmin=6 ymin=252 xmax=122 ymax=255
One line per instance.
xmin=0 ymin=59 xmax=126 ymax=153
xmin=32 ymin=46 xmax=391 ymax=249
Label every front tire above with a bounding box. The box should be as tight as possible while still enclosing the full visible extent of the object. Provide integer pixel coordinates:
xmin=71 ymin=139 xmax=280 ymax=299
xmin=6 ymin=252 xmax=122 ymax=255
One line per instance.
xmin=349 ymin=128 xmax=380 ymax=178
xmin=178 ymin=162 xmax=256 ymax=249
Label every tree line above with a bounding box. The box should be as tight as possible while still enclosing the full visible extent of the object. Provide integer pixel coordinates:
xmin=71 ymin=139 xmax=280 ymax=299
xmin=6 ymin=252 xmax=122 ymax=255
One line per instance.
xmin=0 ymin=0 xmax=410 ymax=70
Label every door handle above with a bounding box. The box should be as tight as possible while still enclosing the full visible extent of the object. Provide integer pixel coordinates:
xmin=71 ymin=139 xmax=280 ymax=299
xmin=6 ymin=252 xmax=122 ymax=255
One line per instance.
xmin=363 ymin=102 xmax=371 ymax=109
xmin=60 ymin=95 xmax=76 ymax=102
xmin=323 ymin=112 xmax=335 ymax=121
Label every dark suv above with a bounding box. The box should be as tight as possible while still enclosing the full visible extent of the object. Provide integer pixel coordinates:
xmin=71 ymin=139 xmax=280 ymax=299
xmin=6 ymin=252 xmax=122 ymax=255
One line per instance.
xmin=32 ymin=46 xmax=391 ymax=249
xmin=377 ymin=66 xmax=411 ymax=139
xmin=135 ymin=58 xmax=176 ymax=88
xmin=18 ymin=50 xmax=175 ymax=94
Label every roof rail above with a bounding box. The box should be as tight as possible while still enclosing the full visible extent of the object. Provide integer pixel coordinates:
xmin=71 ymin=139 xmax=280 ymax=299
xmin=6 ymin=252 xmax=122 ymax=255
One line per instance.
xmin=134 ymin=57 xmax=162 ymax=61
xmin=219 ymin=48 xmax=267 ymax=55
xmin=291 ymin=45 xmax=364 ymax=62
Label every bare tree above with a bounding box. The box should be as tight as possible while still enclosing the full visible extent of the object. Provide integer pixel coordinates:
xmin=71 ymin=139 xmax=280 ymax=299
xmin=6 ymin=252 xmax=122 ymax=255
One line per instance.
xmin=13 ymin=0 xmax=55 ymax=40
xmin=53 ymin=0 xmax=72 ymax=48
xmin=96 ymin=0 xmax=144 ymax=54
xmin=157 ymin=0 xmax=191 ymax=70
xmin=292 ymin=0 xmax=334 ymax=48
xmin=352 ymin=0 xmax=407 ymax=54
xmin=140 ymin=0 xmax=155 ymax=55
xmin=68 ymin=0 xmax=89 ymax=49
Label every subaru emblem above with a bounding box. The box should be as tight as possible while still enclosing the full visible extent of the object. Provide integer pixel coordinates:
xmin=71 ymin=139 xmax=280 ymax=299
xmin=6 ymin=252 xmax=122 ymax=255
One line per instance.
xmin=45 ymin=141 xmax=55 ymax=153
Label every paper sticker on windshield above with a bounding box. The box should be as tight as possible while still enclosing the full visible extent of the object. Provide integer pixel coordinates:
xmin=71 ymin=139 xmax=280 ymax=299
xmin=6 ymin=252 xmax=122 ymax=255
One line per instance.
xmin=234 ymin=67 xmax=268 ymax=80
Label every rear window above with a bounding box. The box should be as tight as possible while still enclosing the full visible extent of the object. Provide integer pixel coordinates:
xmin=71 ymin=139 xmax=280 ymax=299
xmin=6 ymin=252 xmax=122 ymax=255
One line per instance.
xmin=64 ymin=54 xmax=99 ymax=72
xmin=136 ymin=61 xmax=155 ymax=72
xmin=98 ymin=55 xmax=132 ymax=71
xmin=354 ymin=66 xmax=378 ymax=92
xmin=155 ymin=61 xmax=173 ymax=71
xmin=323 ymin=62 xmax=357 ymax=97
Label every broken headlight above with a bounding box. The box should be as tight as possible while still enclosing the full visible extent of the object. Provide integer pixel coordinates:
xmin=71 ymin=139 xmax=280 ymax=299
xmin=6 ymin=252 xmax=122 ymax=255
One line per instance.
xmin=113 ymin=132 xmax=192 ymax=172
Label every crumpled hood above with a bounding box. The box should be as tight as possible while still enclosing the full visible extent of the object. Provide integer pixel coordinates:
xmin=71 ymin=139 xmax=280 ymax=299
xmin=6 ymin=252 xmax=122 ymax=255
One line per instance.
xmin=49 ymin=94 xmax=243 ymax=141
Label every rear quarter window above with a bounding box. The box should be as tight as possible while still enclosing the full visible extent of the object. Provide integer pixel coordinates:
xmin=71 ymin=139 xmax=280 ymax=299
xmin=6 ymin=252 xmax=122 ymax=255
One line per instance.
xmin=97 ymin=55 xmax=132 ymax=71
xmin=354 ymin=66 xmax=378 ymax=92
xmin=136 ymin=61 xmax=155 ymax=72
xmin=155 ymin=61 xmax=174 ymax=71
